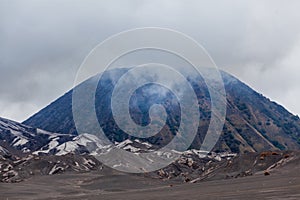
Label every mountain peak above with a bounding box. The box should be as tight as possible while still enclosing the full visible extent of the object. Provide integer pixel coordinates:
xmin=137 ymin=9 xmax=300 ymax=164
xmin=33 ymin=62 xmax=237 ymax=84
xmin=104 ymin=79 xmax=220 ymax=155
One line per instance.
xmin=23 ymin=68 xmax=300 ymax=153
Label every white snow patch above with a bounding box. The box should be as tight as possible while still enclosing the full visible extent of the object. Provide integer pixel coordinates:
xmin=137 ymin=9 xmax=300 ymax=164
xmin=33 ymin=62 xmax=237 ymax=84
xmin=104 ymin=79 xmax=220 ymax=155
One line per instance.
xmin=56 ymin=142 xmax=78 ymax=156
xmin=33 ymin=137 xmax=60 ymax=155
xmin=12 ymin=137 xmax=29 ymax=147
xmin=49 ymin=165 xmax=64 ymax=175
xmin=55 ymin=133 xmax=105 ymax=155
xmin=123 ymin=145 xmax=141 ymax=153
xmin=116 ymin=139 xmax=133 ymax=148
xmin=141 ymin=142 xmax=153 ymax=148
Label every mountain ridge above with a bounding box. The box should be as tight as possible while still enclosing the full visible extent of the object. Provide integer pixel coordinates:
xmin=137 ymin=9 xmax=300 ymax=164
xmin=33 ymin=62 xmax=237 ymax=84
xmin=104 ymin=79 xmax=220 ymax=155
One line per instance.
xmin=23 ymin=68 xmax=300 ymax=153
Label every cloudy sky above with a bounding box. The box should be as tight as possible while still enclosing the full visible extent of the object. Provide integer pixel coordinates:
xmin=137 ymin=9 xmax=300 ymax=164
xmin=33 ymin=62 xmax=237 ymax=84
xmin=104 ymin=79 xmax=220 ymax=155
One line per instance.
xmin=1 ymin=0 xmax=300 ymax=122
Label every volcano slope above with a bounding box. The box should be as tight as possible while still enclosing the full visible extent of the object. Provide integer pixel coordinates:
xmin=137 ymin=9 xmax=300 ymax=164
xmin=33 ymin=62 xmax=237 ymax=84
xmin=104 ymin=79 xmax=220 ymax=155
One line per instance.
xmin=23 ymin=68 xmax=300 ymax=153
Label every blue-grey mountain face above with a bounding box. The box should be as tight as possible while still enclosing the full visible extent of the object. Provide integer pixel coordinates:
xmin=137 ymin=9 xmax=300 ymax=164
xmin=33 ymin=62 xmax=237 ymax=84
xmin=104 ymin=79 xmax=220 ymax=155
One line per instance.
xmin=0 ymin=117 xmax=74 ymax=154
xmin=23 ymin=68 xmax=300 ymax=153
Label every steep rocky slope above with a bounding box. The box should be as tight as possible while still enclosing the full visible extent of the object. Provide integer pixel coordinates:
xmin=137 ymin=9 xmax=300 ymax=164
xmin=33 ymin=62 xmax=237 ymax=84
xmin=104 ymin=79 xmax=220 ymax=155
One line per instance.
xmin=23 ymin=69 xmax=300 ymax=153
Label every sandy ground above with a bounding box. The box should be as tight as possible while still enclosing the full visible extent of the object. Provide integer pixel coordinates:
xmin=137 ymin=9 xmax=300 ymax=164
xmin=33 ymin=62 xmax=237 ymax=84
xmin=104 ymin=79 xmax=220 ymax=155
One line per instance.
xmin=0 ymin=166 xmax=299 ymax=200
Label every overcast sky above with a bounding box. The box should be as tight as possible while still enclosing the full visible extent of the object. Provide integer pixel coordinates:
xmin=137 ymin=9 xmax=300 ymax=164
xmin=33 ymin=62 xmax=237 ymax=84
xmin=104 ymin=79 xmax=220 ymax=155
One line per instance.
xmin=1 ymin=0 xmax=300 ymax=122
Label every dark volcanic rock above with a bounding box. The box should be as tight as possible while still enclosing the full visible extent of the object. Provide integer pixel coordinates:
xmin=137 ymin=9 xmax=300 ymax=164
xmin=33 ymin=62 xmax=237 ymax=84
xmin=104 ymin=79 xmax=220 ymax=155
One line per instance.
xmin=23 ymin=68 xmax=300 ymax=153
xmin=0 ymin=153 xmax=103 ymax=183
xmin=0 ymin=117 xmax=74 ymax=153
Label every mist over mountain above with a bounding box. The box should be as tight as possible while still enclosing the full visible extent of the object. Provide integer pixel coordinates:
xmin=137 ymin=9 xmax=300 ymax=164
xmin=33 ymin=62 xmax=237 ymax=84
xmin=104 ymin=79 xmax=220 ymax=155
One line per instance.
xmin=23 ymin=68 xmax=300 ymax=153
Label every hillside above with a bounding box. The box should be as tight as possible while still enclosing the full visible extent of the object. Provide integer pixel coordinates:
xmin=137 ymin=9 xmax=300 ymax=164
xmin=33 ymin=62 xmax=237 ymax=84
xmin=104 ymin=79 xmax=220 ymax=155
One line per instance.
xmin=23 ymin=68 xmax=300 ymax=153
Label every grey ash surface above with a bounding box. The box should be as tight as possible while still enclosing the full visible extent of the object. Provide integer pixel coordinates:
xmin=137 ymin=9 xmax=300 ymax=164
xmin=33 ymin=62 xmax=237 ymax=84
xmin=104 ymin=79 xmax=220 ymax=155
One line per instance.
xmin=0 ymin=167 xmax=299 ymax=200
xmin=0 ymin=151 xmax=299 ymax=200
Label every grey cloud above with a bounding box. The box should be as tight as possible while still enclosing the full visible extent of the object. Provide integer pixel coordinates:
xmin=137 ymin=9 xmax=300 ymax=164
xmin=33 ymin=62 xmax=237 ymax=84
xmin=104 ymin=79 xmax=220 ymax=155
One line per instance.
xmin=0 ymin=0 xmax=299 ymax=121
